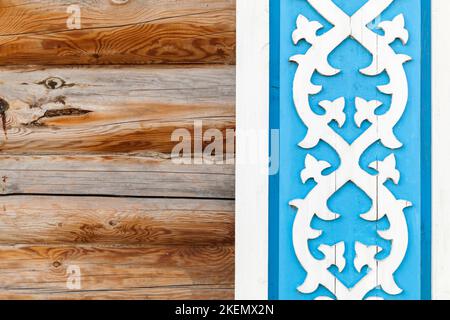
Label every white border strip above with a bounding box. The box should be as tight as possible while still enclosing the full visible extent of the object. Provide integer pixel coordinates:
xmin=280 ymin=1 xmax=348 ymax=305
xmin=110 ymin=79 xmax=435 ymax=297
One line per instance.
xmin=432 ymin=0 xmax=450 ymax=300
xmin=235 ymin=0 xmax=270 ymax=300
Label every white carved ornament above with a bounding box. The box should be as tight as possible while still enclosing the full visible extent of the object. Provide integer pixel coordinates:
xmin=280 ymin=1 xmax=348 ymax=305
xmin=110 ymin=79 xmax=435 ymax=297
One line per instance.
xmin=290 ymin=0 xmax=411 ymax=300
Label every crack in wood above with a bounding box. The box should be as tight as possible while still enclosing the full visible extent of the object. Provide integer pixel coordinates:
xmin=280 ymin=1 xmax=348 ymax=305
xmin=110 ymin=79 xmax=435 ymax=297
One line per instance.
xmin=25 ymin=107 xmax=92 ymax=127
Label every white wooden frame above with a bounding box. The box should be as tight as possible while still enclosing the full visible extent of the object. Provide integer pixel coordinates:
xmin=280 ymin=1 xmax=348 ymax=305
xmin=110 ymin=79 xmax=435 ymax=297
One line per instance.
xmin=235 ymin=0 xmax=269 ymax=300
xmin=236 ymin=0 xmax=450 ymax=300
xmin=432 ymin=0 xmax=450 ymax=300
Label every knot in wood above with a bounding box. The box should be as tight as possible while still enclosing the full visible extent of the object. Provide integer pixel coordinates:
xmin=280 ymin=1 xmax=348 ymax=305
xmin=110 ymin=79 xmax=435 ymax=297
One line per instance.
xmin=0 ymin=98 xmax=9 ymax=113
xmin=44 ymin=77 xmax=65 ymax=90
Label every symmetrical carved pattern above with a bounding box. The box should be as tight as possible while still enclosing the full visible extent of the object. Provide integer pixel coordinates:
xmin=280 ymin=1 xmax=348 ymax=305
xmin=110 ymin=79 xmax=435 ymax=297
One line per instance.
xmin=290 ymin=0 xmax=411 ymax=300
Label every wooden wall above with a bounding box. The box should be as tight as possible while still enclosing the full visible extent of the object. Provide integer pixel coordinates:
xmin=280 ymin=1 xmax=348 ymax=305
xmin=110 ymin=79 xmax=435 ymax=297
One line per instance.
xmin=0 ymin=0 xmax=235 ymax=299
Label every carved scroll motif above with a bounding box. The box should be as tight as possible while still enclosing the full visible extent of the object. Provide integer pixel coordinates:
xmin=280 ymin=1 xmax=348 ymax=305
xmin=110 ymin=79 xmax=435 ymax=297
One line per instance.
xmin=290 ymin=0 xmax=411 ymax=300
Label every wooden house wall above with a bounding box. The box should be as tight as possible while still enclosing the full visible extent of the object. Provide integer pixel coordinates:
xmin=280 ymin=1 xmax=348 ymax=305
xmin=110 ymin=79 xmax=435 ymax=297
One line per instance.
xmin=0 ymin=0 xmax=235 ymax=299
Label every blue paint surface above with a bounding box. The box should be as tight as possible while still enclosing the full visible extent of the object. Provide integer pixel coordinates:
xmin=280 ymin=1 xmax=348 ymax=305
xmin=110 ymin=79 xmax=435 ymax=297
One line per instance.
xmin=269 ymin=0 xmax=431 ymax=300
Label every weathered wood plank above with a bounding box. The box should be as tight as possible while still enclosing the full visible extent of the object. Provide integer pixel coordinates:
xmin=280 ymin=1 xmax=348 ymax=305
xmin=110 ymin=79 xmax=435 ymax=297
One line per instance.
xmin=0 ymin=65 xmax=235 ymax=154
xmin=0 ymin=285 xmax=234 ymax=300
xmin=0 ymin=196 xmax=234 ymax=245
xmin=0 ymin=0 xmax=235 ymax=65
xmin=0 ymin=245 xmax=234 ymax=300
xmin=0 ymin=155 xmax=235 ymax=198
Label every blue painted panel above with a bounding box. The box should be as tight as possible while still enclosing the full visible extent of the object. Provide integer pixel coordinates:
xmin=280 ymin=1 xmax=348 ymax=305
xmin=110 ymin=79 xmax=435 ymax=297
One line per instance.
xmin=269 ymin=0 xmax=431 ymax=300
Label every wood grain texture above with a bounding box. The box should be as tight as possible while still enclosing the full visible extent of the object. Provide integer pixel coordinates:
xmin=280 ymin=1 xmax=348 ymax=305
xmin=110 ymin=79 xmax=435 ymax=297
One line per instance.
xmin=0 ymin=0 xmax=235 ymax=65
xmin=0 ymin=65 xmax=235 ymax=154
xmin=0 ymin=196 xmax=234 ymax=245
xmin=0 ymin=285 xmax=234 ymax=300
xmin=0 ymin=245 xmax=234 ymax=300
xmin=0 ymin=155 xmax=235 ymax=198
xmin=0 ymin=1 xmax=237 ymax=300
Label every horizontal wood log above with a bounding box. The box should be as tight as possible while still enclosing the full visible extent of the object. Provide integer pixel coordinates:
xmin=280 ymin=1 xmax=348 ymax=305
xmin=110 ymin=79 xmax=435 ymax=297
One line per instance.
xmin=0 ymin=0 xmax=235 ymax=65
xmin=0 ymin=245 xmax=234 ymax=300
xmin=0 ymin=196 xmax=234 ymax=245
xmin=0 ymin=65 xmax=235 ymax=154
xmin=0 ymin=155 xmax=235 ymax=198
xmin=0 ymin=285 xmax=234 ymax=300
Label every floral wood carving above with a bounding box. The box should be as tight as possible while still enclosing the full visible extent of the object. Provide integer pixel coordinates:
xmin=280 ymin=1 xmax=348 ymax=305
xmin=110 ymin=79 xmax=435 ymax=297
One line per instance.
xmin=290 ymin=0 xmax=411 ymax=300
